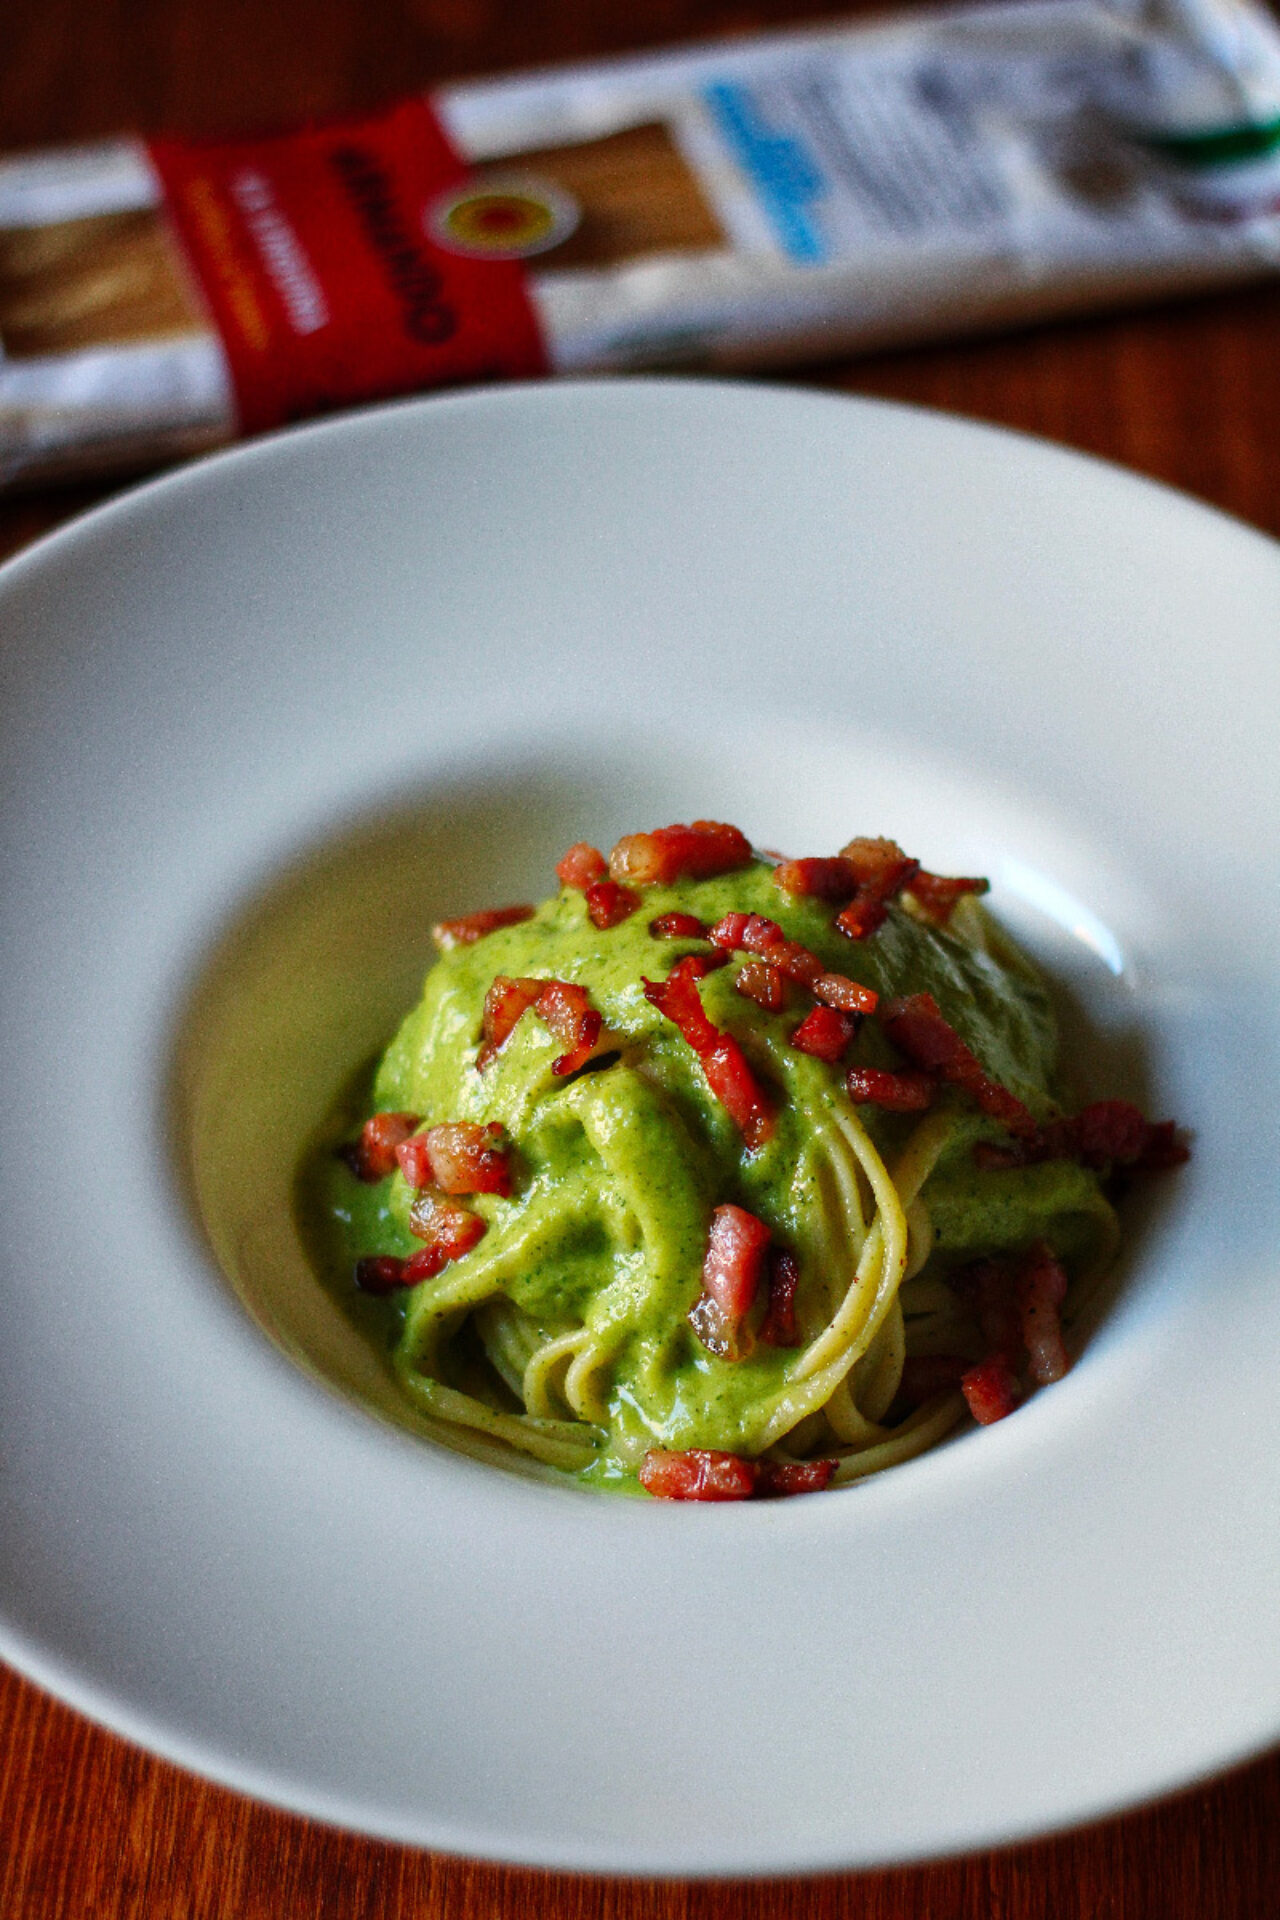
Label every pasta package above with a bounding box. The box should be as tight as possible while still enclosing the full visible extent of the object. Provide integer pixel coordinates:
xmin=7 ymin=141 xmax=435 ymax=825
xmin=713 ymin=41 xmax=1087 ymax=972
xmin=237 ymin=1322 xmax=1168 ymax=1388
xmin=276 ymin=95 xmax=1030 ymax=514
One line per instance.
xmin=6 ymin=0 xmax=1280 ymax=488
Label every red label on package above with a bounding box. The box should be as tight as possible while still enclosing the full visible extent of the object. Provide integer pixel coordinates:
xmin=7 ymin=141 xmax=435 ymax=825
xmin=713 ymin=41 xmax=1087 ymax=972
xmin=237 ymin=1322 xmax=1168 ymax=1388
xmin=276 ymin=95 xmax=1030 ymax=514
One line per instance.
xmin=148 ymin=98 xmax=548 ymax=433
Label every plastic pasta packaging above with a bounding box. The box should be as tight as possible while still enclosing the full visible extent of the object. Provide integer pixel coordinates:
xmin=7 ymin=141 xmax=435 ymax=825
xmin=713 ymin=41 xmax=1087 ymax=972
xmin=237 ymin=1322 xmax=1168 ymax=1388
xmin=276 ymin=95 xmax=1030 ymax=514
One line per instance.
xmin=5 ymin=0 xmax=1280 ymax=488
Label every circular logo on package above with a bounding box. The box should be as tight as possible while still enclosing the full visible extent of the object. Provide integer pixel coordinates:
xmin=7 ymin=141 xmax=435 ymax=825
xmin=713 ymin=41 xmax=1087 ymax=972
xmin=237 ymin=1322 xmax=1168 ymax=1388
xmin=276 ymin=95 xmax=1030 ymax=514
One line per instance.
xmin=427 ymin=176 xmax=580 ymax=260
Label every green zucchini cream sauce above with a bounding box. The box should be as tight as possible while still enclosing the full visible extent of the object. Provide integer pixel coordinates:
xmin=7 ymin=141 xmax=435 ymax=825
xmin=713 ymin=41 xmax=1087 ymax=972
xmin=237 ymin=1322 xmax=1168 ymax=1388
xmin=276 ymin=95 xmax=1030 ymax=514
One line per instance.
xmin=299 ymin=859 xmax=1110 ymax=1484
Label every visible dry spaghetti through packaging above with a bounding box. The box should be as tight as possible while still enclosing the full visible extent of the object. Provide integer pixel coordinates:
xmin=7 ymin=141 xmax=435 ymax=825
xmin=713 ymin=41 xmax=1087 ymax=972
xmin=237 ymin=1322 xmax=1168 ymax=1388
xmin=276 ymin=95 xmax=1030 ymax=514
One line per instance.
xmin=5 ymin=0 xmax=1280 ymax=488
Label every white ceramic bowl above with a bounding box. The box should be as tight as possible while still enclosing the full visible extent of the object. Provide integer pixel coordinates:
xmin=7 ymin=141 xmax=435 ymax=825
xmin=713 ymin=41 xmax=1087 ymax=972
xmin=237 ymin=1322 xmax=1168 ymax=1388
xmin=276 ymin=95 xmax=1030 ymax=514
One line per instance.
xmin=1 ymin=380 xmax=1277 ymax=1874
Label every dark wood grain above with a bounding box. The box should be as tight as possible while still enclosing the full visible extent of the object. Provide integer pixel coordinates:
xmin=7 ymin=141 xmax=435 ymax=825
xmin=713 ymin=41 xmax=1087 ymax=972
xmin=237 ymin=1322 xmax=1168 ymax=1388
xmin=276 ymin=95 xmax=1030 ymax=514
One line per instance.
xmin=3 ymin=1 xmax=1279 ymax=1912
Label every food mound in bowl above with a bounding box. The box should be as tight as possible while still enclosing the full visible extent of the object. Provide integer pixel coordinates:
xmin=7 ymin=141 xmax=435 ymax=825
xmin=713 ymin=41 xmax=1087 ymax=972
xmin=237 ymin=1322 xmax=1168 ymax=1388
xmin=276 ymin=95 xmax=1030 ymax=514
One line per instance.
xmin=299 ymin=822 xmax=1186 ymax=1498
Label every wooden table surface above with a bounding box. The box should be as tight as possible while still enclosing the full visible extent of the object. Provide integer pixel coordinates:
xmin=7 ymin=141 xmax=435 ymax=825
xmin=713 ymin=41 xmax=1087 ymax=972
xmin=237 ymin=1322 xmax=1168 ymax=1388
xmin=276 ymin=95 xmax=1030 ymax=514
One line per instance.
xmin=3 ymin=1 xmax=1279 ymax=1913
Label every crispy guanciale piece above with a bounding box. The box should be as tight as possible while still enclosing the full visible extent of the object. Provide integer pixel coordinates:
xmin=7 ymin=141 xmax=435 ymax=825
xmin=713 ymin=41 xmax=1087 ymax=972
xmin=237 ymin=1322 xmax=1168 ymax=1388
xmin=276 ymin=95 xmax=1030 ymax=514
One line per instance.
xmin=356 ymin=1212 xmax=484 ymax=1290
xmin=790 ymin=1004 xmax=857 ymax=1063
xmin=584 ymin=879 xmax=640 ymax=929
xmin=840 ymin=837 xmax=920 ymax=887
xmin=960 ymin=1355 xmax=1021 ymax=1425
xmin=682 ymin=951 xmax=730 ymax=978
xmin=406 ymin=1194 xmax=488 ymax=1275
xmin=831 ymin=838 xmax=917 ymax=940
xmin=1128 ymin=1118 xmax=1190 ymax=1171
xmin=703 ymin=1043 xmax=775 ymax=1148
xmin=710 ymin=911 xmax=817 ymax=986
xmin=395 ymin=1121 xmax=512 ymax=1197
xmin=905 ymin=871 xmax=990 ymax=924
xmin=702 ymin=1206 xmax=772 ymax=1315
xmin=394 ymin=1134 xmax=435 ymax=1189
xmin=813 ymin=972 xmax=878 ymax=1015
xmin=772 ymin=856 xmax=861 ymax=901
xmin=758 ymin=1248 xmax=802 ymax=1347
xmin=947 ymin=1244 xmax=1073 ymax=1415
xmin=880 ymin=991 xmax=1037 ymax=1139
xmin=649 ymin=911 xmax=708 ymax=940
xmin=556 ymin=842 xmax=607 ymax=888
xmin=735 ymin=959 xmax=786 ymax=1012
xmin=354 ymin=1254 xmax=413 ymax=1296
xmin=638 ymin=1449 xmax=837 ymax=1500
xmin=709 ymin=913 xmax=877 ymax=1009
xmin=477 ymin=974 xmax=544 ymax=1071
xmin=609 ymin=820 xmax=753 ymax=887
xmin=754 ymin=1458 xmax=838 ymax=1497
xmin=1016 ymin=1241 xmax=1070 ymax=1386
xmin=535 ymin=979 xmax=603 ymax=1076
xmin=845 ymin=1066 xmax=937 ymax=1111
xmin=833 ymin=837 xmax=920 ymax=940
xmin=432 ymin=904 xmax=536 ymax=951
xmin=1069 ymin=1100 xmax=1158 ymax=1166
xmin=639 ymin=1449 xmax=758 ymax=1501
xmin=341 ymin=1110 xmax=420 ymax=1181
xmin=688 ymin=1203 xmax=771 ymax=1359
xmin=973 ymin=1099 xmax=1189 ymax=1174
xmin=643 ymin=954 xmax=721 ymax=1051
xmin=643 ymin=956 xmax=775 ymax=1147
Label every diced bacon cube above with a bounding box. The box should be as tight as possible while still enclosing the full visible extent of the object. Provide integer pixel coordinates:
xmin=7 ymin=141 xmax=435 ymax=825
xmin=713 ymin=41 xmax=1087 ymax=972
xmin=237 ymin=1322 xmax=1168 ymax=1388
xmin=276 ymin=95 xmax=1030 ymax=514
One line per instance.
xmin=839 ymin=837 xmax=920 ymax=891
xmin=642 ymin=956 xmax=721 ymax=1054
xmin=1133 ymin=1118 xmax=1190 ymax=1170
xmin=609 ymin=821 xmax=752 ymax=887
xmin=407 ymin=1194 xmax=487 ymax=1265
xmin=432 ymin=904 xmax=535 ymax=951
xmin=477 ymin=974 xmax=543 ymax=1070
xmin=709 ymin=911 xmax=779 ymax=953
xmin=758 ymin=1248 xmax=801 ymax=1347
xmin=394 ymin=1134 xmax=436 ymax=1189
xmin=536 ymin=979 xmax=603 ymax=1076
xmin=835 ymin=897 xmax=890 ymax=941
xmin=638 ymin=1449 xmax=836 ymax=1499
xmin=701 ymin=1204 xmax=771 ymax=1318
xmin=645 ymin=957 xmax=775 ymax=1146
xmin=735 ymin=960 xmax=785 ymax=1012
xmin=555 ymin=842 xmax=607 ymax=888
xmin=973 ymin=1100 xmax=1188 ymax=1174
xmin=833 ymin=837 xmax=920 ymax=942
xmin=584 ymin=879 xmax=640 ymax=929
xmin=881 ymin=992 xmax=1036 ymax=1139
xmin=354 ymin=1255 xmax=410 ymax=1295
xmin=790 ymin=1005 xmax=857 ymax=1063
xmin=845 ymin=1067 xmax=936 ymax=1112
xmin=687 ymin=1291 xmax=750 ymax=1361
xmin=1015 ymin=1241 xmax=1070 ymax=1386
xmin=648 ymin=911 xmax=709 ymax=940
xmin=342 ymin=1110 xmax=420 ymax=1182
xmin=880 ymin=992 xmax=965 ymax=1074
xmin=772 ymin=856 xmax=859 ymax=901
xmin=754 ymin=1458 xmax=837 ymax=1497
xmin=1070 ymin=1099 xmax=1156 ymax=1167
xmin=416 ymin=1121 xmax=512 ymax=1197
xmin=639 ymin=1449 xmax=758 ymax=1501
xmin=708 ymin=913 xmax=824 ymax=989
xmin=812 ymin=972 xmax=878 ymax=1015
xmin=961 ymin=1355 xmax=1021 ymax=1425
xmin=688 ymin=1203 xmax=771 ymax=1360
xmin=702 ymin=1040 xmax=775 ymax=1148
xmin=683 ymin=951 xmax=729 ymax=977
